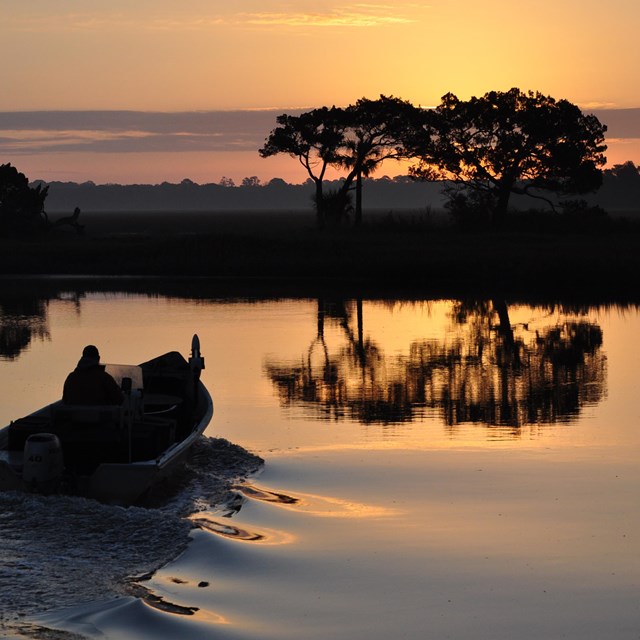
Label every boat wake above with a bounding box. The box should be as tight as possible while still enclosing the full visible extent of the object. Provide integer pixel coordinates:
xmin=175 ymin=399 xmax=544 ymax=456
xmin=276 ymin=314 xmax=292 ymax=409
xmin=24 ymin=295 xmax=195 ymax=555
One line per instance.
xmin=142 ymin=436 xmax=264 ymax=516
xmin=0 ymin=436 xmax=263 ymax=638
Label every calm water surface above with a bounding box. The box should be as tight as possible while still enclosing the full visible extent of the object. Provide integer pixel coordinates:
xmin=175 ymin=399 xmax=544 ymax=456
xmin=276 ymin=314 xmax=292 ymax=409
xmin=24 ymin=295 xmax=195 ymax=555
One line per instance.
xmin=0 ymin=290 xmax=639 ymax=639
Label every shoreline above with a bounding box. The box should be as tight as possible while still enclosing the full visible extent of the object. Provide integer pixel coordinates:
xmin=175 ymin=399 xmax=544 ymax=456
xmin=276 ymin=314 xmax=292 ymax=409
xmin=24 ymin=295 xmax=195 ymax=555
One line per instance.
xmin=2 ymin=273 xmax=639 ymax=306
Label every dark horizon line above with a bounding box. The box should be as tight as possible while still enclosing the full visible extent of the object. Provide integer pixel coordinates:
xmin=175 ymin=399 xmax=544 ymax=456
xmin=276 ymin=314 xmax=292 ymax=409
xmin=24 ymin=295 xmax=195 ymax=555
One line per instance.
xmin=28 ymin=162 xmax=639 ymax=189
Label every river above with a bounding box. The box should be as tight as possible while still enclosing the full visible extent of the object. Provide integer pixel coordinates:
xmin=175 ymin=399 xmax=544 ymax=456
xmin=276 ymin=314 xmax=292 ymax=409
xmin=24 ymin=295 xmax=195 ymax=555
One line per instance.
xmin=0 ymin=287 xmax=638 ymax=639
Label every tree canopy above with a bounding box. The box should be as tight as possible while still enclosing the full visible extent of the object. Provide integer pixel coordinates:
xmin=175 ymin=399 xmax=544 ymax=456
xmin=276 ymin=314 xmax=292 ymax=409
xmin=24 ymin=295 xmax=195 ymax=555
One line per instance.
xmin=408 ymin=88 xmax=608 ymax=225
xmin=260 ymin=89 xmax=608 ymax=227
xmin=259 ymin=107 xmax=347 ymax=225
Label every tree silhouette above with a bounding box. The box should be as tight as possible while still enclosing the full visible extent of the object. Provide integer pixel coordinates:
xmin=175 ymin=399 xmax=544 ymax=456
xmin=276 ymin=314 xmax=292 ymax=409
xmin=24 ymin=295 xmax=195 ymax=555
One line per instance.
xmin=408 ymin=89 xmax=608 ymax=226
xmin=336 ymin=96 xmax=421 ymax=225
xmin=260 ymin=96 xmax=420 ymax=225
xmin=608 ymin=161 xmax=640 ymax=181
xmin=241 ymin=176 xmax=262 ymax=187
xmin=0 ymin=163 xmax=83 ymax=235
xmin=259 ymin=107 xmax=347 ymax=226
xmin=264 ymin=300 xmax=607 ymax=432
xmin=0 ymin=163 xmax=49 ymax=236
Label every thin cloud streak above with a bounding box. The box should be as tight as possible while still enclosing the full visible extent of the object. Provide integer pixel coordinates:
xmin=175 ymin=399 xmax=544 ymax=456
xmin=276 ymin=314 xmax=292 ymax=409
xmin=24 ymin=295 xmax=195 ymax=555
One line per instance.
xmin=4 ymin=13 xmax=137 ymax=33
xmin=0 ymin=110 xmax=296 ymax=134
xmin=0 ymin=130 xmax=227 ymax=154
xmin=241 ymin=11 xmax=414 ymax=27
xmin=0 ymin=110 xmax=301 ymax=155
xmin=5 ymin=15 xmax=225 ymax=33
xmin=4 ymin=4 xmax=417 ymax=31
xmin=0 ymin=109 xmax=637 ymax=158
xmin=591 ymin=109 xmax=640 ymax=138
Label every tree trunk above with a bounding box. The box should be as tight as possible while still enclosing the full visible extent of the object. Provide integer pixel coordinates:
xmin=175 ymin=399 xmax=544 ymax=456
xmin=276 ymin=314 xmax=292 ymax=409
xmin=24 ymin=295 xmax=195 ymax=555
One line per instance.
xmin=493 ymin=300 xmax=514 ymax=345
xmin=493 ymin=299 xmax=521 ymax=368
xmin=356 ymin=299 xmax=365 ymax=367
xmin=315 ymin=180 xmax=325 ymax=228
xmin=317 ymin=298 xmax=325 ymax=339
xmin=491 ymin=183 xmax=512 ymax=227
xmin=355 ymin=170 xmax=362 ymax=226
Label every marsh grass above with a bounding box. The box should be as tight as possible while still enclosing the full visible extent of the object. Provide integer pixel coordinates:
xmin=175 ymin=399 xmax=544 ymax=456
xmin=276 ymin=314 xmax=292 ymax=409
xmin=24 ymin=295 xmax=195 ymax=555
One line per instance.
xmin=1 ymin=209 xmax=640 ymax=299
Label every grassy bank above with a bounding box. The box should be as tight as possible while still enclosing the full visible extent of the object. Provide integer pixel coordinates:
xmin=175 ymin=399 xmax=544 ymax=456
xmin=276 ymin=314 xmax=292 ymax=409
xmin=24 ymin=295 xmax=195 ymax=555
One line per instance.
xmin=2 ymin=210 xmax=640 ymax=300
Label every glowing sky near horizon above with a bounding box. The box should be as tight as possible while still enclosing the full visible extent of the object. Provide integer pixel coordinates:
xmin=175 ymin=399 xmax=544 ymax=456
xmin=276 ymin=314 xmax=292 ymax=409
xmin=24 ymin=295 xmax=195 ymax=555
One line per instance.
xmin=2 ymin=0 xmax=640 ymax=183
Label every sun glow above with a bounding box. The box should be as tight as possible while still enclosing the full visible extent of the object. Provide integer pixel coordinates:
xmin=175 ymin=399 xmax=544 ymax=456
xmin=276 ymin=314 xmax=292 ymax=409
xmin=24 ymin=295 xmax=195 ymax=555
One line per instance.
xmin=0 ymin=0 xmax=638 ymax=183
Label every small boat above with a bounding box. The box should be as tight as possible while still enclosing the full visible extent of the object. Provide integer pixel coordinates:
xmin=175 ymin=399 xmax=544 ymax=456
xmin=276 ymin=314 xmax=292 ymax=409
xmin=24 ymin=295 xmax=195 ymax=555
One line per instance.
xmin=0 ymin=335 xmax=213 ymax=504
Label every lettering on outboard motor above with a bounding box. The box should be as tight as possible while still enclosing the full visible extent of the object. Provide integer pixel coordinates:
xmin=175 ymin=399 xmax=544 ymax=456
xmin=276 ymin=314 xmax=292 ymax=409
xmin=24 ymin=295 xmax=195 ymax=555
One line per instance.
xmin=22 ymin=433 xmax=65 ymax=492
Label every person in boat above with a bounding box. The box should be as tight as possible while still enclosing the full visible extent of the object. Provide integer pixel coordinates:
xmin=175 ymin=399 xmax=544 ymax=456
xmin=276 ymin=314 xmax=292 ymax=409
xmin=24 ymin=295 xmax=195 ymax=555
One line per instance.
xmin=62 ymin=345 xmax=124 ymax=405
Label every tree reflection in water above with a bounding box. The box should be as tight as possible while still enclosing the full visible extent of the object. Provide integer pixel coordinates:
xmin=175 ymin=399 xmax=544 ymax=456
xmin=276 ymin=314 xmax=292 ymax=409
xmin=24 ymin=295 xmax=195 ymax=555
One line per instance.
xmin=0 ymin=285 xmax=89 ymax=361
xmin=264 ymin=300 xmax=607 ymax=429
xmin=0 ymin=294 xmax=51 ymax=360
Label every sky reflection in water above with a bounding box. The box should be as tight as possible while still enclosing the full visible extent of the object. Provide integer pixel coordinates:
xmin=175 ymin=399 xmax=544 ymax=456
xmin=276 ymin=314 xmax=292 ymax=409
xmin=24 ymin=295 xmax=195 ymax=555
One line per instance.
xmin=1 ymin=288 xmax=639 ymax=639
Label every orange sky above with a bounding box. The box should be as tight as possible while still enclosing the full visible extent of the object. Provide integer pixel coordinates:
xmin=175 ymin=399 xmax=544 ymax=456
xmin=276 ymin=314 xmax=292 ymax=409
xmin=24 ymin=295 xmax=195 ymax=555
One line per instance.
xmin=1 ymin=1 xmax=639 ymax=183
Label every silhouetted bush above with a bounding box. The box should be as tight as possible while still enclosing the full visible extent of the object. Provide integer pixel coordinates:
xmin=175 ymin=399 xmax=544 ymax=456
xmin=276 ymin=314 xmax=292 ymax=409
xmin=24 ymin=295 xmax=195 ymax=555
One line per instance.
xmin=501 ymin=201 xmax=612 ymax=234
xmin=314 ymin=189 xmax=353 ymax=226
xmin=0 ymin=164 xmax=49 ymax=236
xmin=444 ymin=190 xmax=492 ymax=229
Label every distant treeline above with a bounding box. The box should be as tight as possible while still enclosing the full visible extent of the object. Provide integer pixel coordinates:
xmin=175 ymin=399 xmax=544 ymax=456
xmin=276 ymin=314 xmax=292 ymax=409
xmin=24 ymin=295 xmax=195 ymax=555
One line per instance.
xmin=36 ymin=161 xmax=639 ymax=214
xmin=37 ymin=175 xmax=445 ymax=213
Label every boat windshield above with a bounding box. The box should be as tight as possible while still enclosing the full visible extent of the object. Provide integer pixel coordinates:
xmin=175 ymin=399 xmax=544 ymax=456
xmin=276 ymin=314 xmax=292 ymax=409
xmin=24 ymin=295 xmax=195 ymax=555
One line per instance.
xmin=104 ymin=364 xmax=144 ymax=392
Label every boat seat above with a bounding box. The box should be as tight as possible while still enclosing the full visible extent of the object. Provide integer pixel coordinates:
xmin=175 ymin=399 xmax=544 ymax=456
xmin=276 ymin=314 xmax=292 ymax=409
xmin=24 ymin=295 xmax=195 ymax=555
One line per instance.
xmin=7 ymin=405 xmax=125 ymax=455
xmin=49 ymin=405 xmax=127 ymax=453
xmin=53 ymin=404 xmax=123 ymax=427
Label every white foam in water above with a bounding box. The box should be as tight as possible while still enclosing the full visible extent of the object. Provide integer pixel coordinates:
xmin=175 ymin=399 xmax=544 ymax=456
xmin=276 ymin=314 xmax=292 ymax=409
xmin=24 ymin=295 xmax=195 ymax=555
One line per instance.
xmin=0 ymin=437 xmax=263 ymax=639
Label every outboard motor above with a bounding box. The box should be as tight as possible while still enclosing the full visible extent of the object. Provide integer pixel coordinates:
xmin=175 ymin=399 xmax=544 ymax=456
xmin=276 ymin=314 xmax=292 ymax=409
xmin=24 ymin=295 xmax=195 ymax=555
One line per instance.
xmin=23 ymin=433 xmax=65 ymax=493
xmin=189 ymin=334 xmax=205 ymax=405
xmin=189 ymin=334 xmax=205 ymax=376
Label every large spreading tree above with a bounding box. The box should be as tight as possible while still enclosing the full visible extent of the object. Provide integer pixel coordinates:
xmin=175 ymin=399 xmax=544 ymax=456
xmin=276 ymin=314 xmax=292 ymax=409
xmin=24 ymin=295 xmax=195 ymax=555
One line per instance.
xmin=260 ymin=96 xmax=420 ymax=226
xmin=408 ymin=88 xmax=608 ymax=225
xmin=259 ymin=107 xmax=347 ymax=226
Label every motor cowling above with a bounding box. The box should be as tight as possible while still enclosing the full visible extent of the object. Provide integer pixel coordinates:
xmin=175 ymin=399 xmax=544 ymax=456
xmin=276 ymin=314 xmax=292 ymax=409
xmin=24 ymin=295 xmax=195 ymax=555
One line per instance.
xmin=23 ymin=433 xmax=65 ymax=492
xmin=189 ymin=334 xmax=205 ymax=377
